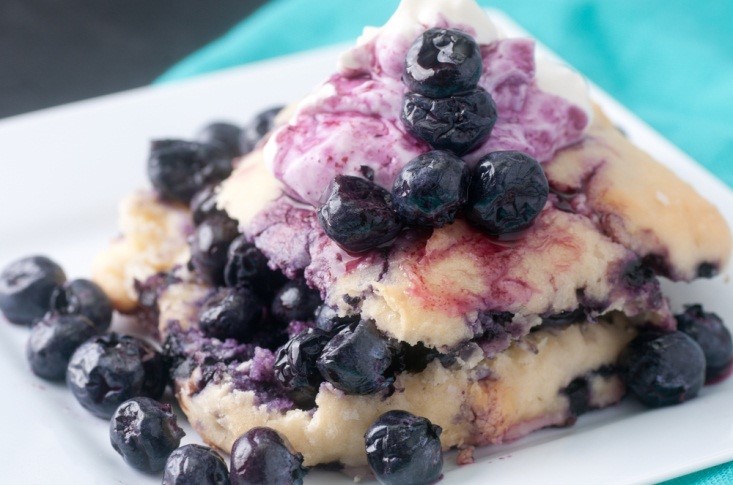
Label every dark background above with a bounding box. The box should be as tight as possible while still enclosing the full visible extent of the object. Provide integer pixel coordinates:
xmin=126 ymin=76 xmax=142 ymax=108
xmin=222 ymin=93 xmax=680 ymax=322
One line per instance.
xmin=0 ymin=0 xmax=269 ymax=119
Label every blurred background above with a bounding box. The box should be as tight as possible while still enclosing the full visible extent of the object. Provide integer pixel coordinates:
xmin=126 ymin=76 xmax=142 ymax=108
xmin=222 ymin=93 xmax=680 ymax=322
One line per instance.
xmin=0 ymin=0 xmax=268 ymax=118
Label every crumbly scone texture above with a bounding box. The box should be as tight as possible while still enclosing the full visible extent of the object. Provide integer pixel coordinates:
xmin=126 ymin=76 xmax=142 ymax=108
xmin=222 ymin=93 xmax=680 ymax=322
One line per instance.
xmin=160 ymin=277 xmax=635 ymax=466
xmin=545 ymin=107 xmax=731 ymax=281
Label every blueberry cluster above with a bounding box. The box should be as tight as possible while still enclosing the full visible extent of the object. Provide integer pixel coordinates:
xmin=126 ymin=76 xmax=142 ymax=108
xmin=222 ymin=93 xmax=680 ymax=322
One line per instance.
xmin=318 ymin=149 xmax=549 ymax=252
xmin=317 ymin=29 xmax=550 ymax=252
xmin=402 ymin=28 xmax=497 ymax=156
xmin=620 ymin=305 xmax=733 ymax=408
xmin=148 ymin=106 xmax=284 ymax=205
xmin=273 ymin=314 xmax=440 ymax=408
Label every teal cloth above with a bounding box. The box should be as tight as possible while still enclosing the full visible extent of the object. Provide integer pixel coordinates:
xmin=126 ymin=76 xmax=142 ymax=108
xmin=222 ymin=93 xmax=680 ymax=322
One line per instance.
xmin=157 ymin=1 xmax=733 ymax=483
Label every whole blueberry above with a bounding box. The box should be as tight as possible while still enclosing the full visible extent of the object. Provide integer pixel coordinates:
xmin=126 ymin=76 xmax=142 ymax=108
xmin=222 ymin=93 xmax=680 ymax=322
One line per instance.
xmin=466 ymin=151 xmax=549 ymax=236
xmin=392 ymin=151 xmax=470 ymax=227
xmin=190 ymin=215 xmax=240 ymax=285
xmin=197 ymin=121 xmax=244 ymax=159
xmin=50 ymin=279 xmax=113 ymax=332
xmin=26 ymin=313 xmax=98 ymax=381
xmin=224 ymin=236 xmax=286 ymax=298
xmin=67 ymin=333 xmax=168 ymax=419
xmin=230 ymin=427 xmax=307 ymax=485
xmin=402 ymin=89 xmax=497 ymax=155
xmin=271 ymin=279 xmax=322 ymax=325
xmin=365 ymin=410 xmax=443 ymax=485
xmin=317 ymin=320 xmax=393 ymax=395
xmin=0 ymin=256 xmax=66 ymax=325
xmin=147 ymin=139 xmax=232 ymax=204
xmin=317 ymin=176 xmax=403 ymax=253
xmin=274 ymin=330 xmax=331 ymax=408
xmin=190 ymin=185 xmax=228 ymax=226
xmin=199 ymin=287 xmax=265 ymax=342
xmin=676 ymin=305 xmax=733 ymax=381
xmin=314 ymin=305 xmax=360 ymax=334
xmin=163 ymin=444 xmax=229 ymax=485
xmin=403 ymin=28 xmax=482 ymax=98
xmin=110 ymin=397 xmax=185 ymax=473
xmin=620 ymin=331 xmax=705 ymax=408
xmin=240 ymin=106 xmax=284 ymax=154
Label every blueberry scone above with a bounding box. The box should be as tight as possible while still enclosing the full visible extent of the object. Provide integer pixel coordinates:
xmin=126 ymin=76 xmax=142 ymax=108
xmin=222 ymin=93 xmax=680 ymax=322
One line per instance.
xmin=93 ymin=0 xmax=731 ymax=469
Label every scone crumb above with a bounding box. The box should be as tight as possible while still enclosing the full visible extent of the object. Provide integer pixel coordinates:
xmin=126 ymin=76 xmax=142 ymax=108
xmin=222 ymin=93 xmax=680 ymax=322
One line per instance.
xmin=457 ymin=446 xmax=476 ymax=465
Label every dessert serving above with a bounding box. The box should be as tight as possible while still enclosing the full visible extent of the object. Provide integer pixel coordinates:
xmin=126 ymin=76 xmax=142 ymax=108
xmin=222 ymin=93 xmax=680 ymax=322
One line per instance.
xmin=1 ymin=0 xmax=732 ymax=483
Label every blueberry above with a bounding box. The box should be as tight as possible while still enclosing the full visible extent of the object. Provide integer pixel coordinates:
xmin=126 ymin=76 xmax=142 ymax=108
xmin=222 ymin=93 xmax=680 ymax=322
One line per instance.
xmin=274 ymin=330 xmax=331 ymax=408
xmin=620 ymin=331 xmax=705 ymax=407
xmin=676 ymin=305 xmax=733 ymax=381
xmin=317 ymin=176 xmax=403 ymax=253
xmin=197 ymin=121 xmax=244 ymax=159
xmin=271 ymin=279 xmax=322 ymax=325
xmin=190 ymin=215 xmax=240 ymax=285
xmin=0 ymin=256 xmax=66 ymax=325
xmin=402 ymin=89 xmax=497 ymax=155
xmin=50 ymin=279 xmax=113 ymax=332
xmin=466 ymin=151 xmax=549 ymax=236
xmin=390 ymin=341 xmax=441 ymax=375
xmin=230 ymin=427 xmax=307 ymax=485
xmin=314 ymin=305 xmax=360 ymax=334
xmin=147 ymin=139 xmax=232 ymax=204
xmin=190 ymin=185 xmax=229 ymax=226
xmin=110 ymin=397 xmax=185 ymax=473
xmin=392 ymin=151 xmax=470 ymax=227
xmin=163 ymin=444 xmax=229 ymax=485
xmin=403 ymin=28 xmax=482 ymax=98
xmin=67 ymin=333 xmax=168 ymax=419
xmin=26 ymin=313 xmax=97 ymax=381
xmin=365 ymin=410 xmax=443 ymax=485
xmin=240 ymin=106 xmax=284 ymax=154
xmin=199 ymin=287 xmax=265 ymax=342
xmin=317 ymin=320 xmax=393 ymax=395
xmin=224 ymin=235 xmax=286 ymax=298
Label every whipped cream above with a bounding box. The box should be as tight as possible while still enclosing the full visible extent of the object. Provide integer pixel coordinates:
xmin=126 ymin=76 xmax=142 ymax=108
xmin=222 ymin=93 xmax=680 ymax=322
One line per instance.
xmin=264 ymin=0 xmax=593 ymax=206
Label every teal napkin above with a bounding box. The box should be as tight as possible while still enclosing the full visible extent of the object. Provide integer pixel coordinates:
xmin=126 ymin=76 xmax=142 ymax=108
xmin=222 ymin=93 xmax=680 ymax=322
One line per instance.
xmin=157 ymin=1 xmax=733 ymax=483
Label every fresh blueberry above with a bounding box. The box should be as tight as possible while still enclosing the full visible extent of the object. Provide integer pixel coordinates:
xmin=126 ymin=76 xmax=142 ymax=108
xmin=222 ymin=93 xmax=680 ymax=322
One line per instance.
xmin=274 ymin=330 xmax=331 ymax=408
xmin=190 ymin=185 xmax=229 ymax=226
xmin=403 ymin=28 xmax=482 ymax=98
xmin=197 ymin=121 xmax=244 ymax=159
xmin=466 ymin=151 xmax=549 ymax=236
xmin=163 ymin=444 xmax=229 ymax=485
xmin=317 ymin=176 xmax=403 ymax=253
xmin=190 ymin=214 xmax=240 ymax=285
xmin=317 ymin=320 xmax=393 ymax=395
xmin=50 ymin=279 xmax=113 ymax=332
xmin=314 ymin=305 xmax=360 ymax=334
xmin=240 ymin=106 xmax=284 ymax=154
xmin=402 ymin=89 xmax=497 ymax=155
xmin=110 ymin=397 xmax=185 ymax=473
xmin=67 ymin=333 xmax=168 ymax=419
xmin=26 ymin=313 xmax=98 ymax=381
xmin=676 ymin=305 xmax=733 ymax=381
xmin=199 ymin=287 xmax=265 ymax=342
xmin=224 ymin=235 xmax=286 ymax=298
xmin=230 ymin=427 xmax=307 ymax=485
xmin=147 ymin=139 xmax=232 ymax=204
xmin=392 ymin=150 xmax=470 ymax=227
xmin=620 ymin=331 xmax=706 ymax=407
xmin=365 ymin=410 xmax=443 ymax=485
xmin=390 ymin=341 xmax=441 ymax=375
xmin=0 ymin=256 xmax=66 ymax=325
xmin=271 ymin=279 xmax=322 ymax=325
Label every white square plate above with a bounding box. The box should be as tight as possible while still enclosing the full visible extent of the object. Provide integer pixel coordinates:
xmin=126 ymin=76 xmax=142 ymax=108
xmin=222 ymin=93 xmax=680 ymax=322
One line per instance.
xmin=1 ymin=10 xmax=731 ymax=485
